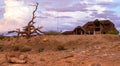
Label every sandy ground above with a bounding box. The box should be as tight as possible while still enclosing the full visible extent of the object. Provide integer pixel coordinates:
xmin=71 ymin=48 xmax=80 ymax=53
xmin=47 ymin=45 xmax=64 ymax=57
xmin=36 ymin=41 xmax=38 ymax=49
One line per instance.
xmin=0 ymin=34 xmax=120 ymax=66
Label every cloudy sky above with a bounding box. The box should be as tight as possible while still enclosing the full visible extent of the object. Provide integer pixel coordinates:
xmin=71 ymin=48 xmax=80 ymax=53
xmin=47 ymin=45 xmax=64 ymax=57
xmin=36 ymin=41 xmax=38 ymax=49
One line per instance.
xmin=0 ymin=0 xmax=120 ymax=34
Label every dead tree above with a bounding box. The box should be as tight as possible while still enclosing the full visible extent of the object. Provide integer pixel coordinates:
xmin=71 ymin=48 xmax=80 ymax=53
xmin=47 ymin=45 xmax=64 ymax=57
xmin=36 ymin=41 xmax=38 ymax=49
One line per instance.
xmin=8 ymin=29 xmax=26 ymax=37
xmin=8 ymin=3 xmax=44 ymax=38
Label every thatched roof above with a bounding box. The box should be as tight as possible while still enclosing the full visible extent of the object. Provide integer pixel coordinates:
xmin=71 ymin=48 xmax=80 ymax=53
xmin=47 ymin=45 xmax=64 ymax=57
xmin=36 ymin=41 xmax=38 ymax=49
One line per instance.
xmin=83 ymin=19 xmax=118 ymax=33
xmin=73 ymin=26 xmax=85 ymax=32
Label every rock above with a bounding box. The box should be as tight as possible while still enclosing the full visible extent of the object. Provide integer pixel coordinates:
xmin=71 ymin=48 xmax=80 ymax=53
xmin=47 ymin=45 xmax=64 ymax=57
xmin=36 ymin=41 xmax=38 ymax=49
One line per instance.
xmin=91 ymin=63 xmax=101 ymax=66
xmin=9 ymin=57 xmax=27 ymax=64
xmin=6 ymin=52 xmax=28 ymax=64
xmin=19 ymin=54 xmax=27 ymax=60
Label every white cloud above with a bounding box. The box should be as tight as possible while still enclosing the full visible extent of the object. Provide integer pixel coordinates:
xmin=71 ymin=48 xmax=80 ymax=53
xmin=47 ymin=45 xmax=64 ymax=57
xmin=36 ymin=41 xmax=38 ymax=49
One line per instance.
xmin=95 ymin=0 xmax=113 ymax=3
xmin=0 ymin=0 xmax=34 ymax=32
xmin=85 ymin=0 xmax=113 ymax=3
xmin=45 ymin=11 xmax=91 ymax=20
xmin=87 ymin=5 xmax=106 ymax=14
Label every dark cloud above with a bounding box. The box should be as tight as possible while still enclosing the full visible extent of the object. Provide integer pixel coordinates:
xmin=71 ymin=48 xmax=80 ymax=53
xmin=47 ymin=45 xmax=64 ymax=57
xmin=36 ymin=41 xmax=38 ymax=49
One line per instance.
xmin=60 ymin=24 xmax=75 ymax=31
xmin=36 ymin=0 xmax=75 ymax=9
xmin=42 ymin=13 xmax=54 ymax=17
xmin=97 ymin=2 xmax=120 ymax=8
xmin=36 ymin=12 xmax=55 ymax=19
xmin=55 ymin=16 xmax=72 ymax=18
xmin=45 ymin=1 xmax=120 ymax=12
xmin=90 ymin=10 xmax=120 ymax=20
xmin=46 ymin=3 xmax=88 ymax=12
xmin=76 ymin=20 xmax=88 ymax=25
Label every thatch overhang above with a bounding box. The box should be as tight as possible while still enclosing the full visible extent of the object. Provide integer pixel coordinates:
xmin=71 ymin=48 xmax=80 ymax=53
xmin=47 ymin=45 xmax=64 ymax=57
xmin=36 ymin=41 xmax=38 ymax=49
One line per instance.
xmin=73 ymin=26 xmax=86 ymax=34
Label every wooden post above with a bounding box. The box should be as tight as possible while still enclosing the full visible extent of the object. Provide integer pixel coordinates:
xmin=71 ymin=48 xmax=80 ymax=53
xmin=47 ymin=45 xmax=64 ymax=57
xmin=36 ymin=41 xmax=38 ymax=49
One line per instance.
xmin=88 ymin=31 xmax=90 ymax=35
xmin=100 ymin=23 xmax=102 ymax=34
xmin=81 ymin=31 xmax=82 ymax=35
xmin=94 ymin=30 xmax=95 ymax=35
xmin=76 ymin=30 xmax=77 ymax=35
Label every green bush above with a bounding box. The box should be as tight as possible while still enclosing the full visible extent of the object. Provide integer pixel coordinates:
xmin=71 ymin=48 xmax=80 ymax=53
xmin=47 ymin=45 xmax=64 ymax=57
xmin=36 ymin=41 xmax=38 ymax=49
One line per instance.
xmin=106 ymin=30 xmax=119 ymax=35
xmin=44 ymin=31 xmax=61 ymax=35
xmin=0 ymin=35 xmax=5 ymax=40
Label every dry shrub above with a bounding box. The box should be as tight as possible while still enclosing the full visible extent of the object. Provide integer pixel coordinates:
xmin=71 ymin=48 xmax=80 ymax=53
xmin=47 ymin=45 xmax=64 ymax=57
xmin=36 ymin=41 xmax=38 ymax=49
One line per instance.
xmin=57 ymin=44 xmax=66 ymax=51
xmin=19 ymin=45 xmax=32 ymax=52
xmin=12 ymin=45 xmax=19 ymax=51
xmin=38 ymin=48 xmax=44 ymax=52
xmin=12 ymin=44 xmax=32 ymax=52
xmin=0 ymin=44 xmax=4 ymax=51
xmin=40 ymin=58 xmax=45 ymax=61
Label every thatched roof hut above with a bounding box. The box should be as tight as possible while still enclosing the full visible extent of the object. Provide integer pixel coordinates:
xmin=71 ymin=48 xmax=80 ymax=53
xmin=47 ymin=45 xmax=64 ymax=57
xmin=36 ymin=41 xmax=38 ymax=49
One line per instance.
xmin=83 ymin=19 xmax=119 ymax=34
xmin=62 ymin=19 xmax=119 ymax=35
